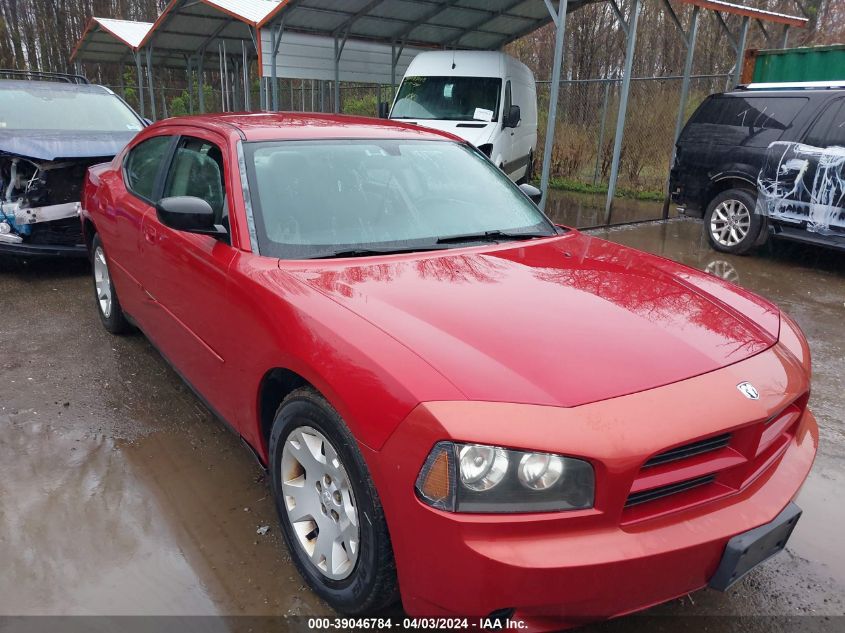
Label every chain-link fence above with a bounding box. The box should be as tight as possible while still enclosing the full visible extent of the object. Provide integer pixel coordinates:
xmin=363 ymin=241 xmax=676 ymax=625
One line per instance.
xmin=537 ymin=74 xmax=731 ymax=193
xmin=114 ymin=73 xmax=731 ymax=198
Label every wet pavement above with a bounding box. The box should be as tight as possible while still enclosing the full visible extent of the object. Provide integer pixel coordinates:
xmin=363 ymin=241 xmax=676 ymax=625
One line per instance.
xmin=1 ymin=217 xmax=843 ymax=630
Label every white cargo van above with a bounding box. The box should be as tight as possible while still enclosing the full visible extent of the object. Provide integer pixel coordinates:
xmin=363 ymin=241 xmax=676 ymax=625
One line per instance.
xmin=388 ymin=50 xmax=538 ymax=183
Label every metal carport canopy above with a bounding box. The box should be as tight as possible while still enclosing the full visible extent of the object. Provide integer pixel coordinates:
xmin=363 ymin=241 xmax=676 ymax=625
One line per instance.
xmin=71 ymin=17 xmax=152 ymax=65
xmin=71 ymin=17 xmax=210 ymax=69
xmin=265 ymin=0 xmax=600 ymax=50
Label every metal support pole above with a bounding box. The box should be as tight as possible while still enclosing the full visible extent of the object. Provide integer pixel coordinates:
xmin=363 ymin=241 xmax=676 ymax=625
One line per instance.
xmin=118 ymin=61 xmax=126 ymax=97
xmin=187 ymin=57 xmax=194 ymax=114
xmin=674 ymin=6 xmax=700 ymax=144
xmin=198 ymin=52 xmax=206 ymax=113
xmin=604 ymin=0 xmax=641 ymax=225
xmin=593 ymin=81 xmax=610 ymax=186
xmin=219 ymin=44 xmax=226 ymax=112
xmin=145 ymin=46 xmax=157 ymax=121
xmin=391 ymin=43 xmax=397 ymax=97
xmin=334 ymin=37 xmax=341 ymax=114
xmin=223 ymin=43 xmax=230 ymax=112
xmin=781 ymin=25 xmax=790 ymax=48
xmin=271 ymin=21 xmax=284 ymax=111
xmin=733 ymin=16 xmax=750 ymax=87
xmin=135 ymin=52 xmax=145 ymax=118
xmin=539 ymin=0 xmax=570 ymax=211
xmin=663 ymin=5 xmax=700 ymax=220
xmin=242 ymin=40 xmax=250 ymax=111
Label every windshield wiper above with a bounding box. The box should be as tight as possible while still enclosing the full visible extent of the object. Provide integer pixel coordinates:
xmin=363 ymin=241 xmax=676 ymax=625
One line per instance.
xmin=436 ymin=229 xmax=553 ymax=245
xmin=309 ymin=245 xmax=450 ymax=259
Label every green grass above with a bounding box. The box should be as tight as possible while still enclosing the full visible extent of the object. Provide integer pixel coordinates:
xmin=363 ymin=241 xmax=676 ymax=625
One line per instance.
xmin=543 ymin=178 xmax=665 ymax=201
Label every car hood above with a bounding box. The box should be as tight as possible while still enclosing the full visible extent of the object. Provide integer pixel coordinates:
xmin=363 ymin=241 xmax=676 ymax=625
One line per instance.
xmin=283 ymin=233 xmax=780 ymax=407
xmin=0 ymin=129 xmax=138 ymax=161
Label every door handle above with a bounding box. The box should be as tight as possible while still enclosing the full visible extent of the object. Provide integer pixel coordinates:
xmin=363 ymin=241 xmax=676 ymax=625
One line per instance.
xmin=144 ymin=224 xmax=157 ymax=244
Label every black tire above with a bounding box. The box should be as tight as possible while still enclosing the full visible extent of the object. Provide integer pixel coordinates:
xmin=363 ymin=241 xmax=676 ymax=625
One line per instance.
xmin=518 ymin=150 xmax=534 ymax=185
xmin=704 ymin=188 xmax=766 ymax=255
xmin=90 ymin=233 xmax=132 ymax=335
xmin=269 ymin=387 xmax=398 ymax=614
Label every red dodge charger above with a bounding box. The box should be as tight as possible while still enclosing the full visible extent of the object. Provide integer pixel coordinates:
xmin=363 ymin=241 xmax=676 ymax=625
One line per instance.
xmin=81 ymin=113 xmax=817 ymax=630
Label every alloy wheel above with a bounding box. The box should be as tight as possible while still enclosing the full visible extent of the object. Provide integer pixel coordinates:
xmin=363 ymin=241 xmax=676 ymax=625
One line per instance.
xmin=280 ymin=425 xmax=360 ymax=581
xmin=710 ymin=199 xmax=752 ymax=247
xmin=93 ymin=246 xmax=113 ymax=318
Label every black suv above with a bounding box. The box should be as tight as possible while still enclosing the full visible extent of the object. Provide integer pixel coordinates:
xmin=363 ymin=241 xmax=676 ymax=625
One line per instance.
xmin=0 ymin=71 xmax=146 ymax=257
xmin=669 ymin=84 xmax=845 ymax=254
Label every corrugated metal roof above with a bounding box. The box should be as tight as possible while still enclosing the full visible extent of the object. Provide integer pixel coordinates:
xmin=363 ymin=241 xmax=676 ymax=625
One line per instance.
xmin=70 ymin=17 xmax=153 ymax=64
xmin=204 ymin=0 xmax=285 ymax=24
xmin=94 ymin=18 xmax=153 ymax=48
xmin=270 ymin=0 xmax=585 ymax=50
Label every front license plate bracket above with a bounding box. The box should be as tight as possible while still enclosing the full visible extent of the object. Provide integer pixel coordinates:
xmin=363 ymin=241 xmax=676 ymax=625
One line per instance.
xmin=709 ymin=502 xmax=802 ymax=591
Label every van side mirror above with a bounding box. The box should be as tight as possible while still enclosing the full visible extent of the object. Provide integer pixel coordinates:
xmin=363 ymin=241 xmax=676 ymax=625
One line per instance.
xmin=378 ymin=101 xmax=390 ymax=119
xmin=504 ymin=105 xmax=521 ymax=129
xmin=519 ymin=183 xmax=542 ymax=206
xmin=156 ymin=196 xmax=227 ymax=237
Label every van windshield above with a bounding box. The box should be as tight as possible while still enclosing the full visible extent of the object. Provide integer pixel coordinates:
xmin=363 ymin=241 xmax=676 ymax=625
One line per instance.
xmin=391 ymin=76 xmax=502 ymax=122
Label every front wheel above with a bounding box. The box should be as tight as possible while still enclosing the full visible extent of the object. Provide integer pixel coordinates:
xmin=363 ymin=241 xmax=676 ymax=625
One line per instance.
xmin=269 ymin=387 xmax=398 ymax=614
xmin=704 ymin=188 xmax=765 ymax=255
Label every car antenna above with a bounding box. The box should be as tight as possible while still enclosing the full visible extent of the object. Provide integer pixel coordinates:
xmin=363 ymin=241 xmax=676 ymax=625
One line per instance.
xmin=451 ymin=49 xmax=456 ymax=70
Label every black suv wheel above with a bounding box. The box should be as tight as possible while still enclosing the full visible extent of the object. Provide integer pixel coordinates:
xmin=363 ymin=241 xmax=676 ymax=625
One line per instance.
xmin=704 ymin=188 xmax=765 ymax=255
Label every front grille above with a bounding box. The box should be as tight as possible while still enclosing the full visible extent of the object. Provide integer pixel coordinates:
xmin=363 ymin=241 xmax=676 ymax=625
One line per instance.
xmin=28 ymin=217 xmax=83 ymax=246
xmin=622 ymin=395 xmax=807 ymax=524
xmin=625 ymin=475 xmax=716 ymax=508
xmin=644 ymin=433 xmax=732 ymax=468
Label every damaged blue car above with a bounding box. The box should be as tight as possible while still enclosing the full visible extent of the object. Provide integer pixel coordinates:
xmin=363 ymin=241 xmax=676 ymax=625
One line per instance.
xmin=0 ymin=71 xmax=146 ymax=257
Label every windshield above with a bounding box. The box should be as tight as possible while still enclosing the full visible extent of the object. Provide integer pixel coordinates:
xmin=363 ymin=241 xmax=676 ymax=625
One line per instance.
xmin=244 ymin=139 xmax=556 ymax=259
xmin=0 ymin=87 xmax=143 ymax=132
xmin=391 ymin=76 xmax=502 ymax=122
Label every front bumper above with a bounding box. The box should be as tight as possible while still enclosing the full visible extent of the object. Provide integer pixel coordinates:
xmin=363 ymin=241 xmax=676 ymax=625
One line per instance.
xmin=365 ymin=344 xmax=817 ymax=630
xmin=0 ymin=239 xmax=87 ymax=258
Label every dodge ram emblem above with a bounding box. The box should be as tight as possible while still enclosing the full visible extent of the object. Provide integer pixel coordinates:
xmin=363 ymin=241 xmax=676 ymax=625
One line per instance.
xmin=737 ymin=382 xmax=759 ymax=400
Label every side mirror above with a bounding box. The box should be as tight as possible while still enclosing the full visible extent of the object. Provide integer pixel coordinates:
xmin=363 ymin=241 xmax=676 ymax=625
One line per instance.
xmin=156 ymin=196 xmax=227 ymax=237
xmin=378 ymin=101 xmax=390 ymax=119
xmin=519 ymin=183 xmax=542 ymax=206
xmin=504 ymin=105 xmax=521 ymax=129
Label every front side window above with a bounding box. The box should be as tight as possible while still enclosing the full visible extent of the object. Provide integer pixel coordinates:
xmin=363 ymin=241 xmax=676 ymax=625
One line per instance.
xmin=124 ymin=136 xmax=173 ymax=200
xmin=163 ymin=136 xmax=228 ymax=223
xmin=244 ymin=139 xmax=555 ymax=259
xmin=0 ymin=86 xmax=144 ymax=132
xmin=391 ymin=76 xmax=502 ymax=122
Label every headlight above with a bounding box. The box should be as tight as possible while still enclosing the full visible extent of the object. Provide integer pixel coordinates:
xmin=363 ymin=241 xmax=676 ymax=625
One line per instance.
xmin=415 ymin=441 xmax=594 ymax=513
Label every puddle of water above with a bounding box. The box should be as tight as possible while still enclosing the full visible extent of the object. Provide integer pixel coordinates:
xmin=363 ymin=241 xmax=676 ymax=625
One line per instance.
xmin=544 ymin=190 xmax=668 ymax=228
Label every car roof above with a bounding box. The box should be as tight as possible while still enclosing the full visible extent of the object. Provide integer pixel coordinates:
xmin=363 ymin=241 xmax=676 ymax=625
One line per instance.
xmin=723 ymin=87 xmax=845 ymax=98
xmin=156 ymin=112 xmax=465 ymax=143
xmin=0 ymin=79 xmax=113 ymax=94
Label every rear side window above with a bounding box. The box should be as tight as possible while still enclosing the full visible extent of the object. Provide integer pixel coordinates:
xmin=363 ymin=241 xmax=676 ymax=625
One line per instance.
xmin=681 ymin=96 xmax=807 ymax=148
xmin=125 ymin=136 xmax=172 ymax=200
